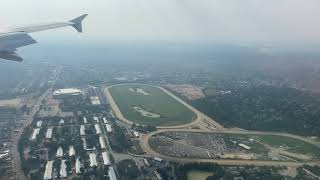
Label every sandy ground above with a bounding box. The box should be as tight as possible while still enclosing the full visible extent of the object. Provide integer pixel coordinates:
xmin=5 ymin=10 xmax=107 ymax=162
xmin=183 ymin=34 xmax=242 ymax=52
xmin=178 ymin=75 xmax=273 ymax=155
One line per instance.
xmin=166 ymin=84 xmax=205 ymax=100
xmin=0 ymin=98 xmax=22 ymax=108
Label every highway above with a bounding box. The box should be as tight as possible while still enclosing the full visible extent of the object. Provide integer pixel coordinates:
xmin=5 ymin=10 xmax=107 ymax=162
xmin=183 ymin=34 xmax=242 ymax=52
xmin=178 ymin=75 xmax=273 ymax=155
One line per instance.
xmin=11 ymin=88 xmax=52 ymax=180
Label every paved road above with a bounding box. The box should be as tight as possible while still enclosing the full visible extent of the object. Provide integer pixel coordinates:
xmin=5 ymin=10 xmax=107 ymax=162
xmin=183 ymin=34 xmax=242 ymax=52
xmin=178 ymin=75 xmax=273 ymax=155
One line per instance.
xmin=11 ymin=88 xmax=52 ymax=180
xmin=140 ymin=128 xmax=320 ymax=167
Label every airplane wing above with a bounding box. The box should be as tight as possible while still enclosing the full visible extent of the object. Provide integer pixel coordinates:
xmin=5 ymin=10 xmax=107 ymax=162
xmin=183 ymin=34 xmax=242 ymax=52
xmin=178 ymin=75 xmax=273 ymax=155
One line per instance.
xmin=0 ymin=14 xmax=87 ymax=62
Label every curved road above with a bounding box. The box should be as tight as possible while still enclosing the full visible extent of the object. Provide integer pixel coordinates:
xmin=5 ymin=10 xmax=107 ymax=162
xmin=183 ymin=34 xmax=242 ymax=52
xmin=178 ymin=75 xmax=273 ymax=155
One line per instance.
xmin=105 ymin=83 xmax=320 ymax=167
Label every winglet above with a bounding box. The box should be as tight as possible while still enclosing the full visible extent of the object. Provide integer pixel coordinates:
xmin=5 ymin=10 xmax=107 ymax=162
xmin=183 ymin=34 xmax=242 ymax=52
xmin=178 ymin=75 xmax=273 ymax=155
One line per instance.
xmin=69 ymin=14 xmax=88 ymax=33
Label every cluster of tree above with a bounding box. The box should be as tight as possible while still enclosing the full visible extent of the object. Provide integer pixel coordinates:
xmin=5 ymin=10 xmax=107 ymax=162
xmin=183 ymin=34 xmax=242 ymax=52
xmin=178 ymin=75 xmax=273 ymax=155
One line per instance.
xmin=132 ymin=123 xmax=157 ymax=133
xmin=174 ymin=162 xmax=225 ymax=180
xmin=117 ymin=159 xmax=140 ymax=180
xmin=108 ymin=124 xmax=132 ymax=152
xmin=193 ymin=85 xmax=320 ymax=136
xmin=303 ymin=165 xmax=320 ymax=176
xmin=224 ymin=166 xmax=284 ymax=180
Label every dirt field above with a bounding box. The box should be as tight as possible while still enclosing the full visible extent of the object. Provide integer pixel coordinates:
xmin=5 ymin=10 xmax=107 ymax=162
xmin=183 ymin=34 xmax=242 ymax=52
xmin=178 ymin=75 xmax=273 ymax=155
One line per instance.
xmin=166 ymin=84 xmax=205 ymax=100
xmin=0 ymin=98 xmax=22 ymax=108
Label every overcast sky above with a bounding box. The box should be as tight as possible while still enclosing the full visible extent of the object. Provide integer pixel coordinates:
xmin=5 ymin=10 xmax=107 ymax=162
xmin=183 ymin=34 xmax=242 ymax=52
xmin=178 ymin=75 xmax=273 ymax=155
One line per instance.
xmin=1 ymin=0 xmax=319 ymax=45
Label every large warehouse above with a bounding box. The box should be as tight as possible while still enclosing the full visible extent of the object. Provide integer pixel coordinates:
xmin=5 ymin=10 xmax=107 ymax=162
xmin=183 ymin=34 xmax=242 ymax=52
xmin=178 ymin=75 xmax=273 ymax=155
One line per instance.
xmin=53 ymin=88 xmax=82 ymax=98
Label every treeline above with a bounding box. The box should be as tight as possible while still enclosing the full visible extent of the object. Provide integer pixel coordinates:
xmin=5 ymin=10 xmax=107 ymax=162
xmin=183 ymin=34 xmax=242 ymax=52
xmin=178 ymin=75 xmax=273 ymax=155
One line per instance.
xmin=108 ymin=124 xmax=132 ymax=152
xmin=193 ymin=85 xmax=320 ymax=136
xmin=174 ymin=163 xmax=286 ymax=180
xmin=174 ymin=162 xmax=225 ymax=180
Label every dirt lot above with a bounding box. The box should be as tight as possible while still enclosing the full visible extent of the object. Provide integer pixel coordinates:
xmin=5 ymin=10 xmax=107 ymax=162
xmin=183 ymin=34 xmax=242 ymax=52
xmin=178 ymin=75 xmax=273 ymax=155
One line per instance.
xmin=166 ymin=84 xmax=205 ymax=100
xmin=0 ymin=98 xmax=22 ymax=108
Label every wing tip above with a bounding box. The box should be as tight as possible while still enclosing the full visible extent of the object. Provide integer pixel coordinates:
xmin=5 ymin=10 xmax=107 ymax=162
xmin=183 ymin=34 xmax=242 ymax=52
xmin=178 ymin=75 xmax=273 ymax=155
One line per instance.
xmin=69 ymin=14 xmax=88 ymax=33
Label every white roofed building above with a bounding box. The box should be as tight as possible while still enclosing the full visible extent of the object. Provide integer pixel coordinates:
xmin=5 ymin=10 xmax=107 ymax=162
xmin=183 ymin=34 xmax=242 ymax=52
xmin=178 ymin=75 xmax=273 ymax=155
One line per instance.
xmin=238 ymin=143 xmax=251 ymax=150
xmin=83 ymin=117 xmax=88 ymax=124
xmin=91 ymin=96 xmax=101 ymax=105
xmin=69 ymin=146 xmax=75 ymax=156
xmin=80 ymin=125 xmax=85 ymax=136
xmin=99 ymin=136 xmax=106 ymax=149
xmin=103 ymin=117 xmax=108 ymax=124
xmin=60 ymin=160 xmax=67 ymax=178
xmin=133 ymin=131 xmax=140 ymax=138
xmin=95 ymin=124 xmax=101 ymax=134
xmin=46 ymin=128 xmax=53 ymax=139
xmin=102 ymin=152 xmax=111 ymax=165
xmin=75 ymin=157 xmax=82 ymax=174
xmin=56 ymin=147 xmax=63 ymax=157
xmin=93 ymin=116 xmax=99 ymax=122
xmin=154 ymin=157 xmax=163 ymax=162
xmin=105 ymin=124 xmax=112 ymax=133
xmin=82 ymin=138 xmax=87 ymax=150
xmin=89 ymin=153 xmax=98 ymax=167
xmin=53 ymin=88 xmax=82 ymax=98
xmin=44 ymin=161 xmax=53 ymax=180
xmin=31 ymin=128 xmax=40 ymax=140
xmin=108 ymin=166 xmax=117 ymax=180
xmin=36 ymin=121 xmax=42 ymax=128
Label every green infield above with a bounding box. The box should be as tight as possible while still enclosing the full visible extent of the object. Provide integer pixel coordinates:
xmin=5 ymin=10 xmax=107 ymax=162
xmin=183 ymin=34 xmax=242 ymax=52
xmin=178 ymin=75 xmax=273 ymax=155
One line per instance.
xmin=109 ymin=84 xmax=196 ymax=126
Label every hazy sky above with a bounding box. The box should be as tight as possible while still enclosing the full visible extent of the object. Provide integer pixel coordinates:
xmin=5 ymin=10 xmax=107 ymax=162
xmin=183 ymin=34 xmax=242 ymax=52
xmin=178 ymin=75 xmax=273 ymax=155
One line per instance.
xmin=1 ymin=0 xmax=319 ymax=45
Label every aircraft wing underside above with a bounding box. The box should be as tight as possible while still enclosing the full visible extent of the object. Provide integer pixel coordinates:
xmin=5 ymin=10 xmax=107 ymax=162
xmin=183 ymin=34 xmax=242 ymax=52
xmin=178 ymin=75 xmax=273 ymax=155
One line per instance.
xmin=0 ymin=14 xmax=87 ymax=62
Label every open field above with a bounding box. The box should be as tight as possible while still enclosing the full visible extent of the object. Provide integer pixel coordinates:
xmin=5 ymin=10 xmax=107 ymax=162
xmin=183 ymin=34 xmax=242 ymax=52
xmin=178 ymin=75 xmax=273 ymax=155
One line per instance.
xmin=108 ymin=84 xmax=196 ymax=126
xmin=187 ymin=170 xmax=213 ymax=180
xmin=148 ymin=131 xmax=320 ymax=162
xmin=0 ymin=98 xmax=21 ymax=108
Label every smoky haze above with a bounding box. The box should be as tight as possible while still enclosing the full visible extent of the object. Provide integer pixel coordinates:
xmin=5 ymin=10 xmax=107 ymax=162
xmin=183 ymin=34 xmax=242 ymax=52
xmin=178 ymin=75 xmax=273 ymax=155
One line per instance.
xmin=0 ymin=0 xmax=319 ymax=45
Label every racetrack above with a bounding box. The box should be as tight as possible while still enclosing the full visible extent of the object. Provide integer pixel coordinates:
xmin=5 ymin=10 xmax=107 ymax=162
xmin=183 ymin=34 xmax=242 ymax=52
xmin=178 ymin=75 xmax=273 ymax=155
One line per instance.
xmin=105 ymin=84 xmax=222 ymax=128
xmin=106 ymin=84 xmax=320 ymax=167
xmin=140 ymin=128 xmax=320 ymax=167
